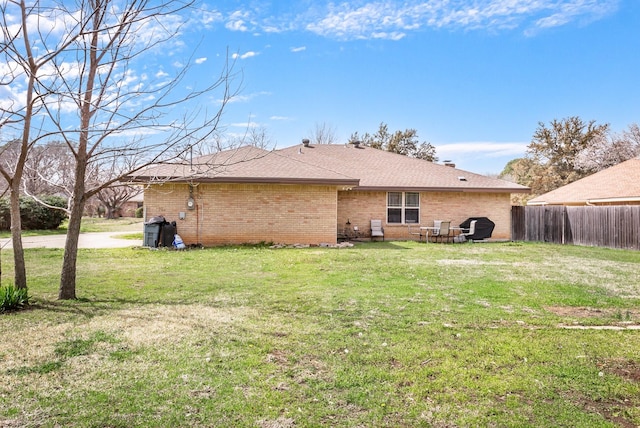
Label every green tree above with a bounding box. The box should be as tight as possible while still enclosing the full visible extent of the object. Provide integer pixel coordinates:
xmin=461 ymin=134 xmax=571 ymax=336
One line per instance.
xmin=511 ymin=117 xmax=609 ymax=196
xmin=527 ymin=117 xmax=609 ymax=193
xmin=350 ymin=122 xmax=438 ymax=161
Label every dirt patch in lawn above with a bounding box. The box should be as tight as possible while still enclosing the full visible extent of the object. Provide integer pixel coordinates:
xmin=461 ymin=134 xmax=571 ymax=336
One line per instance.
xmin=565 ymin=357 xmax=640 ymax=428
xmin=546 ymin=306 xmax=640 ymax=328
xmin=546 ymin=306 xmax=638 ymax=318
xmin=0 ymin=304 xmax=252 ymax=372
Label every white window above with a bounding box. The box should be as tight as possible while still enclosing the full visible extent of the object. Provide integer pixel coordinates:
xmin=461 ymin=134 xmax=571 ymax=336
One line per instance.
xmin=387 ymin=192 xmax=420 ymax=224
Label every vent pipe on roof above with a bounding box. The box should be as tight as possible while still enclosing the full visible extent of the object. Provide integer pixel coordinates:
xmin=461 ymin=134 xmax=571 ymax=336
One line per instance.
xmin=302 ymin=138 xmax=310 ymax=147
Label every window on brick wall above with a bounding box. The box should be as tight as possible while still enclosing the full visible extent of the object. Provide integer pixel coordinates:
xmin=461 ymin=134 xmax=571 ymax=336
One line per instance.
xmin=387 ymin=192 xmax=420 ymax=224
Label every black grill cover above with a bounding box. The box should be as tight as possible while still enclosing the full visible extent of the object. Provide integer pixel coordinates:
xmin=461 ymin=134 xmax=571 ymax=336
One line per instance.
xmin=459 ymin=217 xmax=495 ymax=240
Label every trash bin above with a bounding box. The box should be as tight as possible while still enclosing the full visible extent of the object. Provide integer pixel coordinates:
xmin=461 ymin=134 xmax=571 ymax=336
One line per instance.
xmin=144 ymin=216 xmax=166 ymax=248
xmin=144 ymin=223 xmax=161 ymax=247
xmin=160 ymin=222 xmax=176 ymax=247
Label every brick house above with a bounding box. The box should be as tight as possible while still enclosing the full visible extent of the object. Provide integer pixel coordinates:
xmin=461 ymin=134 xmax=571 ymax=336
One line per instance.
xmin=132 ymin=143 xmax=529 ymax=246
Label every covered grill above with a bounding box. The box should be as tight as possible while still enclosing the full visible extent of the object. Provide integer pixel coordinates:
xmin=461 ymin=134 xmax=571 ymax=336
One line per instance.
xmin=459 ymin=217 xmax=495 ymax=240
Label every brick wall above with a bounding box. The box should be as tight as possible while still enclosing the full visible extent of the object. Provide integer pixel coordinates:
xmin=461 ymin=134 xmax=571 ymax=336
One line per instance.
xmin=144 ymin=183 xmax=514 ymax=246
xmin=144 ymin=183 xmax=338 ymax=246
xmin=338 ymin=190 xmax=513 ymax=240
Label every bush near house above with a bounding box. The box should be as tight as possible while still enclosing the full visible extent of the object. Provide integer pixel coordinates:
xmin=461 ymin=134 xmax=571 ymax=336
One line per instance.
xmin=0 ymin=196 xmax=67 ymax=231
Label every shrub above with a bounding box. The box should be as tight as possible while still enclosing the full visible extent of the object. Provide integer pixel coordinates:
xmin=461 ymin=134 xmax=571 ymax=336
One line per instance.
xmin=0 ymin=285 xmax=29 ymax=312
xmin=0 ymin=196 xmax=68 ymax=231
xmin=135 ymin=206 xmax=144 ymax=218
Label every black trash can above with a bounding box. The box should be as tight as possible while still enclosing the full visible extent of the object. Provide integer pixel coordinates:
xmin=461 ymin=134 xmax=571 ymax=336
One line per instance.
xmin=144 ymin=216 xmax=166 ymax=248
xmin=160 ymin=222 xmax=176 ymax=247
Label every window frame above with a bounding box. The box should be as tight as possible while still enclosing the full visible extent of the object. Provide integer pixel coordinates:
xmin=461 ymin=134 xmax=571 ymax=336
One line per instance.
xmin=387 ymin=191 xmax=420 ymax=224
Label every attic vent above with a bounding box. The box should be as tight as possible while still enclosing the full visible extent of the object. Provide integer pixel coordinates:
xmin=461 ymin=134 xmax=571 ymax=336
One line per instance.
xmin=302 ymin=138 xmax=310 ymax=147
xmin=444 ymin=160 xmax=456 ymax=168
xmin=458 ymin=176 xmax=467 ymax=181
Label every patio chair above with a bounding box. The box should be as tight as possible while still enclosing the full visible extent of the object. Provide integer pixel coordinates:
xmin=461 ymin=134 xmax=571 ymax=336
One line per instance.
xmin=454 ymin=220 xmax=477 ymax=243
xmin=429 ymin=220 xmax=451 ymax=243
xmin=407 ymin=224 xmax=424 ymax=242
xmin=370 ymin=219 xmax=384 ymax=241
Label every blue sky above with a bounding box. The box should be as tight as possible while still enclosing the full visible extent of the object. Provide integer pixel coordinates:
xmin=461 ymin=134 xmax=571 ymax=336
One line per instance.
xmin=174 ymin=0 xmax=639 ymax=174
xmin=3 ymin=0 xmax=638 ymax=176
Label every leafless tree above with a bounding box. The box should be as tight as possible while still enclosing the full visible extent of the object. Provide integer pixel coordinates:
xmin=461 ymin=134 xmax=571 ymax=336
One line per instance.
xmin=1 ymin=0 xmax=240 ymax=298
xmin=0 ymin=0 xmax=79 ymax=289
xmin=310 ymin=122 xmax=338 ymax=145
xmin=95 ymin=184 xmax=142 ymax=219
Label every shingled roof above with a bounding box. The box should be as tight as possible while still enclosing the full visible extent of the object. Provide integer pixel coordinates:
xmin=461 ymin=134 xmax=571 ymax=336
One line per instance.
xmin=132 ymin=143 xmax=529 ymax=193
xmin=278 ymin=143 xmax=528 ymax=193
xmin=528 ymin=157 xmax=640 ymax=205
xmin=131 ymin=145 xmax=359 ymax=187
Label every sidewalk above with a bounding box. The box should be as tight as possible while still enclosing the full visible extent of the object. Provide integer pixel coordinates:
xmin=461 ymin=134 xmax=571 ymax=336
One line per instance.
xmin=0 ymin=231 xmax=141 ymax=249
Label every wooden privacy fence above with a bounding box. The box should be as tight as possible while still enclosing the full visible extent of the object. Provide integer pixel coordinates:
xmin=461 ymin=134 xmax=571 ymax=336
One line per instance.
xmin=511 ymin=205 xmax=640 ymax=250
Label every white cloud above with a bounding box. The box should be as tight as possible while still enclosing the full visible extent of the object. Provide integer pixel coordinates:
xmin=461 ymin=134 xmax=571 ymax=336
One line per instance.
xmin=231 ymin=51 xmax=258 ymax=60
xmin=195 ymin=57 xmax=207 ymax=64
xmin=436 ymin=142 xmax=528 ymax=158
xmin=434 ymin=141 xmax=530 ymax=173
xmin=224 ymin=91 xmax=271 ymax=104
xmin=230 ymin=121 xmax=259 ymax=128
xmin=226 ymin=10 xmax=253 ymax=32
xmin=270 ymin=116 xmax=294 ymax=121
xmin=200 ymin=9 xmax=223 ymax=26
xmin=156 ymin=70 xmax=169 ymax=78
xmin=299 ymin=0 xmax=619 ymax=40
xmin=290 ymin=46 xmax=307 ymax=53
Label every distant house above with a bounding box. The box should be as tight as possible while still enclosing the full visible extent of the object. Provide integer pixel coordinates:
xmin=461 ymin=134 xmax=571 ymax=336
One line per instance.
xmin=119 ymin=192 xmax=144 ymax=217
xmin=528 ymin=157 xmax=640 ymax=206
xmin=130 ymin=143 xmax=529 ymax=246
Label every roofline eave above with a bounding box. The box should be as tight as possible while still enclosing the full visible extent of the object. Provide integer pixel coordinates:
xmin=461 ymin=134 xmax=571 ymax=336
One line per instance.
xmin=127 ymin=176 xmax=360 ymax=187
xmin=352 ymin=186 xmax=530 ymax=193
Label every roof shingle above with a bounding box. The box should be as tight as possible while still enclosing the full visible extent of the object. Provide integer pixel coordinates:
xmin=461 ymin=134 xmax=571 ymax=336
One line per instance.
xmin=132 ymin=144 xmax=529 ymax=193
xmin=528 ymin=157 xmax=640 ymax=205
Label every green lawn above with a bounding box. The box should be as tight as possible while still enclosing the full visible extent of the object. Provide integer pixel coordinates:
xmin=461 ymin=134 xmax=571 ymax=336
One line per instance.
xmin=1 ymin=241 xmax=639 ymax=427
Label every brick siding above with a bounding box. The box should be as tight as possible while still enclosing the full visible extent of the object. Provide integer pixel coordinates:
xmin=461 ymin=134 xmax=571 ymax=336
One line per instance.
xmin=144 ymin=183 xmax=338 ymax=246
xmin=145 ymin=183 xmax=513 ymax=246
xmin=338 ymin=190 xmax=513 ymax=240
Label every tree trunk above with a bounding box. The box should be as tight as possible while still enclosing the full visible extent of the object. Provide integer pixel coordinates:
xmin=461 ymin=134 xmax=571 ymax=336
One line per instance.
xmin=58 ymin=181 xmax=86 ymax=300
xmin=9 ymin=188 xmax=27 ymax=289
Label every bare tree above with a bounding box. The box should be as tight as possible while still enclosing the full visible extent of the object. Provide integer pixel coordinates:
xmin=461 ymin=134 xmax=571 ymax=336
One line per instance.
xmin=95 ymin=184 xmax=142 ymax=219
xmin=2 ymin=0 xmax=239 ymax=299
xmin=310 ymin=122 xmax=338 ymax=145
xmin=0 ymin=0 xmax=81 ymax=289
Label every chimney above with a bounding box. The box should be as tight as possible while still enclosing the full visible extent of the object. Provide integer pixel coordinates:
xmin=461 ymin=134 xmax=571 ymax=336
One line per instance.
xmin=443 ymin=160 xmax=455 ymax=168
xmin=302 ymin=138 xmax=310 ymax=147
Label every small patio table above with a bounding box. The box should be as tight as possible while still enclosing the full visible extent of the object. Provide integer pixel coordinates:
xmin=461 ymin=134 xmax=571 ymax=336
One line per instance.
xmin=419 ymin=226 xmax=439 ymax=242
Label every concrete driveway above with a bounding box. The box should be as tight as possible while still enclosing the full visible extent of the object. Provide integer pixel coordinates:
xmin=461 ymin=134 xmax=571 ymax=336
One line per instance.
xmin=0 ymin=231 xmax=141 ymax=249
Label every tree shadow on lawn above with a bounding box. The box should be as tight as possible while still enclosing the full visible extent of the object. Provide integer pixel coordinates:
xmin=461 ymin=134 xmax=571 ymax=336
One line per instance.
xmin=24 ymin=295 xmax=200 ymax=318
xmin=349 ymin=241 xmax=411 ymax=250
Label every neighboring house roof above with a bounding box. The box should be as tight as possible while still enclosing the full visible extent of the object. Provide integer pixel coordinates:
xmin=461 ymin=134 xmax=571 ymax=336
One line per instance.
xmin=528 ymin=157 xmax=640 ymax=206
xmin=131 ymin=144 xmax=529 ymax=193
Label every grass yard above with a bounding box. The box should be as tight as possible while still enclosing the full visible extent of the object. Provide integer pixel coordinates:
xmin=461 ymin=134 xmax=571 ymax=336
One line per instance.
xmin=1 ymin=241 xmax=639 ymax=427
